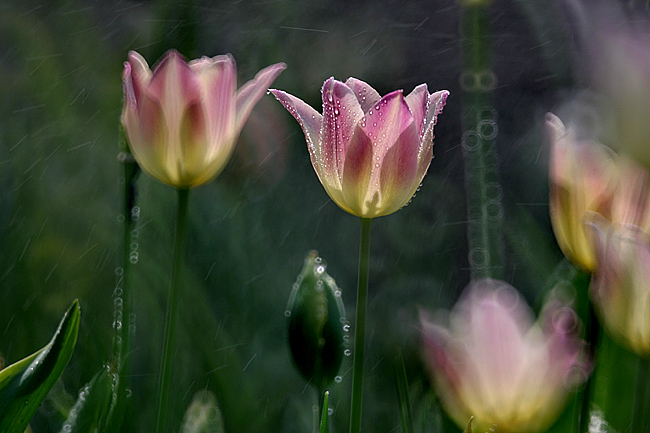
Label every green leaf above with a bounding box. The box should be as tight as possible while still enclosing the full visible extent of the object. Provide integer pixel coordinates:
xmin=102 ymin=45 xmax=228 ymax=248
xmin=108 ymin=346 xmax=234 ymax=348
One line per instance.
xmin=0 ymin=299 xmax=81 ymax=433
xmin=319 ymin=390 xmax=329 ymax=433
xmin=180 ymin=390 xmax=225 ymax=433
xmin=394 ymin=350 xmax=413 ymax=433
xmin=57 ymin=366 xmax=113 ymax=433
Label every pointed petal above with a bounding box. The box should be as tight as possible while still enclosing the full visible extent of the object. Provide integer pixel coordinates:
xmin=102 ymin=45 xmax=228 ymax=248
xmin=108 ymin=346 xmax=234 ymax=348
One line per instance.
xmin=270 ymin=88 xmax=323 ymax=169
xmin=405 ymin=84 xmax=429 ymax=137
xmin=176 ymin=100 xmax=210 ymax=187
xmin=321 ymin=78 xmax=365 ymax=184
xmin=148 ymin=50 xmax=202 ymax=140
xmin=458 ymin=280 xmax=532 ymax=408
xmin=340 ymin=124 xmax=374 ymax=216
xmin=353 ymin=89 xmax=418 ymax=216
xmin=235 ymin=62 xmax=286 ymax=134
xmin=377 ymin=122 xmax=420 ymax=215
xmin=419 ymin=310 xmax=472 ymax=428
xmin=416 ymin=90 xmax=449 ymax=182
xmin=124 ymin=51 xmax=152 ymax=107
xmin=192 ymin=54 xmax=237 ymax=162
xmin=425 ymin=90 xmax=449 ymax=128
xmin=345 ymin=77 xmax=381 ymax=113
xmin=122 ymin=94 xmax=171 ymax=185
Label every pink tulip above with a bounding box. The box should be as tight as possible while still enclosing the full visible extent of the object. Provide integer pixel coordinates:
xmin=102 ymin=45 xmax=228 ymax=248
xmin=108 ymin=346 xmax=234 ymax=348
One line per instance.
xmin=270 ymin=78 xmax=448 ymax=218
xmin=587 ymin=214 xmax=650 ymax=356
xmin=547 ymin=113 xmax=650 ymax=271
xmin=420 ymin=279 xmax=590 ymax=433
xmin=121 ymin=50 xmax=285 ymax=188
xmin=547 ymin=113 xmax=617 ymax=271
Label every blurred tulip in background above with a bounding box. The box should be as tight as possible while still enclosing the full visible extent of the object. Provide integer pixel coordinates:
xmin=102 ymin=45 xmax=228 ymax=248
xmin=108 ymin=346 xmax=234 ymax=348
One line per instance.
xmin=420 ymin=279 xmax=590 ymax=433
xmin=121 ymin=50 xmax=285 ymax=188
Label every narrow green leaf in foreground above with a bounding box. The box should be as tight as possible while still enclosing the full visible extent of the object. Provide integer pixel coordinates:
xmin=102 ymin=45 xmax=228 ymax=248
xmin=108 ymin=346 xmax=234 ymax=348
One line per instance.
xmin=0 ymin=299 xmax=81 ymax=433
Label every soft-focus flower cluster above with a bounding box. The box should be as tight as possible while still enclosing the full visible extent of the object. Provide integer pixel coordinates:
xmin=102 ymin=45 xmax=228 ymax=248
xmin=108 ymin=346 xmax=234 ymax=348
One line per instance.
xmin=121 ymin=50 xmax=285 ymax=188
xmin=548 ymin=113 xmax=650 ymax=356
xmin=420 ymin=279 xmax=590 ymax=433
xmin=270 ymin=78 xmax=448 ymax=218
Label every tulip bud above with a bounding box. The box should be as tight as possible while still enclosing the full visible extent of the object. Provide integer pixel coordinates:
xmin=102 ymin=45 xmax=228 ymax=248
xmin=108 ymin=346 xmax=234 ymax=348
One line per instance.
xmin=286 ymin=251 xmax=346 ymax=390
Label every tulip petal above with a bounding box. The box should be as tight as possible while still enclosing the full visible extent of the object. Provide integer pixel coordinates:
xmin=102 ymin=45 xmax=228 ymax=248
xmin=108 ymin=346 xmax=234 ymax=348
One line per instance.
xmin=269 ymin=89 xmax=323 ymax=173
xmin=176 ymin=100 xmax=211 ymax=187
xmin=121 ymin=67 xmax=170 ymax=184
xmin=420 ymin=311 xmax=471 ymax=428
xmin=320 ymin=78 xmax=365 ymax=186
xmin=339 ymin=124 xmax=374 ymax=216
xmin=124 ymin=51 xmax=152 ymax=108
xmin=148 ymin=50 xmax=202 ymax=127
xmin=368 ymin=90 xmax=420 ymax=216
xmin=416 ymin=90 xmax=449 ymax=182
xmin=377 ymin=123 xmax=420 ymax=215
xmin=190 ymin=55 xmax=237 ymax=163
xmin=345 ymin=77 xmax=381 ymax=113
xmin=459 ymin=281 xmax=531 ymax=412
xmin=405 ymin=84 xmax=429 ymax=138
xmin=235 ymin=62 xmax=287 ymax=135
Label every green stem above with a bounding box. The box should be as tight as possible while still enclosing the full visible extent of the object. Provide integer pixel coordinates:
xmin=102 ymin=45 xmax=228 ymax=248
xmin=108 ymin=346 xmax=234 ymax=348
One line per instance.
xmin=155 ymin=187 xmax=191 ymax=433
xmin=349 ymin=217 xmax=372 ymax=433
xmin=459 ymin=2 xmax=504 ymax=280
xmin=577 ymin=300 xmax=599 ymax=433
xmin=632 ymin=355 xmax=650 ymax=433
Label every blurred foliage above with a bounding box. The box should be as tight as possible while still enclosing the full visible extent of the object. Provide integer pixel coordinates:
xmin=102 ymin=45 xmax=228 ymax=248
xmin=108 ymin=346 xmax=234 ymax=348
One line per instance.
xmin=0 ymin=0 xmax=646 ymax=432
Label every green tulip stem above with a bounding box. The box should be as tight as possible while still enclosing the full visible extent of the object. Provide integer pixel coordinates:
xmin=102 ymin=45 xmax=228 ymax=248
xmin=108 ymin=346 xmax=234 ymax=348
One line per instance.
xmin=111 ymin=146 xmax=140 ymax=428
xmin=155 ymin=187 xmax=191 ymax=433
xmin=578 ymin=299 xmax=599 ymax=433
xmin=460 ymin=1 xmax=504 ymax=280
xmin=632 ymin=355 xmax=650 ymax=433
xmin=349 ymin=217 xmax=372 ymax=433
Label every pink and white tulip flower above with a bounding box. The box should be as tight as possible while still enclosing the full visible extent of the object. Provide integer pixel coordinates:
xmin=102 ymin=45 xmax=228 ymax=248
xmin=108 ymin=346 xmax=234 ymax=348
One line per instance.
xmin=547 ymin=113 xmax=650 ymax=272
xmin=121 ymin=50 xmax=285 ymax=188
xmin=270 ymin=78 xmax=448 ymax=218
xmin=420 ymin=279 xmax=590 ymax=433
xmin=588 ymin=214 xmax=650 ymax=356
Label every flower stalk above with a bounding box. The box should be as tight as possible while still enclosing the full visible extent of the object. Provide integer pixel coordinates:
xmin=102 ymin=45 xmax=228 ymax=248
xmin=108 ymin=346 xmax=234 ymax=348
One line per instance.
xmin=460 ymin=1 xmax=504 ymax=279
xmin=155 ymin=187 xmax=190 ymax=433
xmin=349 ymin=217 xmax=372 ymax=433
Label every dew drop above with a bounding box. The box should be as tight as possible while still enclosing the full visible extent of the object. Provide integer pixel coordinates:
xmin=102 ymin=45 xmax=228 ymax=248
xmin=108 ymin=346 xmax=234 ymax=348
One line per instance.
xmin=284 ymin=310 xmax=291 ymax=317
xmin=334 ymin=376 xmax=343 ymax=383
xmin=344 ymin=349 xmax=352 ymax=356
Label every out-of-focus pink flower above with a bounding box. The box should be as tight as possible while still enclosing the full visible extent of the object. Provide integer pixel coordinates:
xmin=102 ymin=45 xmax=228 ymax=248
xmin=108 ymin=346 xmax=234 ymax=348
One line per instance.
xmin=420 ymin=279 xmax=590 ymax=433
xmin=547 ymin=113 xmax=650 ymax=271
xmin=121 ymin=50 xmax=285 ymax=188
xmin=587 ymin=214 xmax=650 ymax=356
xmin=270 ymin=78 xmax=448 ymax=218
xmin=547 ymin=113 xmax=617 ymax=271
